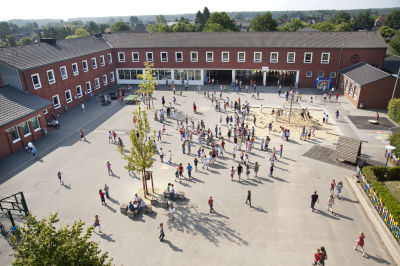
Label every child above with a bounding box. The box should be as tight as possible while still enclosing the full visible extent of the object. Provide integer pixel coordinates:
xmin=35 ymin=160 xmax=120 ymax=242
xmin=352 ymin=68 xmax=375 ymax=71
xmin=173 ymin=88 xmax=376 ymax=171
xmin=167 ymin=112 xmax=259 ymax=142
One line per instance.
xmin=230 ymin=166 xmax=235 ymax=181
xmin=175 ymin=169 xmax=180 ymax=183
xmin=194 ymin=158 xmax=198 ymax=172
xmin=330 ymin=179 xmax=336 ymax=194
xmin=337 ymin=181 xmax=343 ymax=199
xmin=268 ymin=164 xmax=274 ymax=177
xmin=313 ymin=248 xmax=321 ymax=265
xmin=168 ymin=150 xmax=173 ymax=163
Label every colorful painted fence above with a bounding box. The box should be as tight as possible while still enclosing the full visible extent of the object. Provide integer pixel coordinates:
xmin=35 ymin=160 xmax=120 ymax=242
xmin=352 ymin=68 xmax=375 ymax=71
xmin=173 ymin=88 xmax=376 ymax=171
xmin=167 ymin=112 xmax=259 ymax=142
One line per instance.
xmin=386 ymin=149 xmax=400 ymax=166
xmin=356 ymin=166 xmax=400 ymax=243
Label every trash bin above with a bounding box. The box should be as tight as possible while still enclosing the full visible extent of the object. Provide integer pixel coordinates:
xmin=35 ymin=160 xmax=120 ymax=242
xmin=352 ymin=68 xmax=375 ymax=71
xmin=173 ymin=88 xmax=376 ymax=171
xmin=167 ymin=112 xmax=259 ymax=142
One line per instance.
xmin=64 ymin=105 xmax=68 ymax=111
xmin=43 ymin=128 xmax=48 ymax=135
xmin=11 ymin=226 xmax=21 ymax=238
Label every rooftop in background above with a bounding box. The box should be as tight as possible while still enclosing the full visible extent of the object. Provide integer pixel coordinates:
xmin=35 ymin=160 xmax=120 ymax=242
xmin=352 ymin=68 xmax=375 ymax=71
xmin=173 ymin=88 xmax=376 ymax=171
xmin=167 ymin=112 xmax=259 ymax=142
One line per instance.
xmin=383 ymin=55 xmax=400 ymax=75
xmin=339 ymin=62 xmax=392 ymax=86
xmin=103 ymin=31 xmax=388 ymax=49
xmin=298 ymin=27 xmax=320 ymax=32
xmin=0 ymin=85 xmax=52 ymax=128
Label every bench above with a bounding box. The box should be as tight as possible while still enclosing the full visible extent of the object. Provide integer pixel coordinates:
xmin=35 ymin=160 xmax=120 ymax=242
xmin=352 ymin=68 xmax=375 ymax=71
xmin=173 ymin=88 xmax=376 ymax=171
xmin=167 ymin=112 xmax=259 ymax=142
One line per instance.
xmin=144 ymin=205 xmax=153 ymax=213
xmin=163 ymin=190 xmax=170 ymax=198
xmin=151 ymin=196 xmax=158 ymax=206
xmin=176 ymin=191 xmax=185 ymax=199
xmin=120 ymin=204 xmax=128 ymax=214
xmin=127 ymin=210 xmax=135 ymax=218
xmin=159 ymin=199 xmax=168 ymax=208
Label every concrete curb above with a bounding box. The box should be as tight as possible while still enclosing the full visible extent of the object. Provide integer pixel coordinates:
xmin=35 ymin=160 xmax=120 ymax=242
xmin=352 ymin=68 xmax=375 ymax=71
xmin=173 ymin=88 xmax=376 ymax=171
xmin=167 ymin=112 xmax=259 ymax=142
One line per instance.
xmin=346 ymin=175 xmax=400 ymax=266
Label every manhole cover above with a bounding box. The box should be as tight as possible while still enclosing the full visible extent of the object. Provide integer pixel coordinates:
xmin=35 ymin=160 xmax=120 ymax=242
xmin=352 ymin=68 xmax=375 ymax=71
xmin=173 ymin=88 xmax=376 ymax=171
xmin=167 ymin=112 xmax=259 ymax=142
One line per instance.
xmin=36 ymin=183 xmax=46 ymax=188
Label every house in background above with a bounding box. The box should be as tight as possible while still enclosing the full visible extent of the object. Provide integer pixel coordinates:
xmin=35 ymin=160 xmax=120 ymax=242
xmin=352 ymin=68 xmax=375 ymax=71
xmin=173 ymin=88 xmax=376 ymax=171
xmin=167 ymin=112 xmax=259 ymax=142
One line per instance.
xmin=235 ymin=19 xmax=252 ymax=31
xmin=301 ymin=17 xmax=324 ymax=24
xmin=374 ymin=15 xmax=387 ymax=29
xmin=275 ymin=18 xmax=288 ymax=27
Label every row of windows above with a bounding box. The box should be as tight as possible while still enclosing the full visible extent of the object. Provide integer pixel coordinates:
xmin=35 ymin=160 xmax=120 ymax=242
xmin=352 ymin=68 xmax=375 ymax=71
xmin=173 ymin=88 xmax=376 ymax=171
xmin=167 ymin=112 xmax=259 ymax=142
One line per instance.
xmin=118 ymin=51 xmax=331 ymax=64
xmin=117 ymin=69 xmax=202 ymax=81
xmin=341 ymin=78 xmax=359 ymax=100
xmin=8 ymin=117 xmax=41 ymax=143
xmin=31 ymin=53 xmax=113 ymax=89
xmin=51 ymin=72 xmax=115 ymax=109
xmin=306 ymin=71 xmax=336 ymax=78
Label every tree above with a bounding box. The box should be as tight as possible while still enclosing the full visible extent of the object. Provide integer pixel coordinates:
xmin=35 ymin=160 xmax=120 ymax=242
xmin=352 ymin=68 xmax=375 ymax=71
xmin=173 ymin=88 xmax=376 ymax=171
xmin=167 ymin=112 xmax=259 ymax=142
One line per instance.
xmin=287 ymin=11 xmax=304 ymax=19
xmin=146 ymin=23 xmax=171 ymax=33
xmin=334 ymin=22 xmax=352 ymax=32
xmin=233 ymin=12 xmax=244 ymax=20
xmin=130 ymin=16 xmax=139 ymax=27
xmin=203 ymin=12 xmax=239 ymax=32
xmin=85 ymin=21 xmax=99 ymax=35
xmin=99 ymin=23 xmax=109 ymax=34
xmin=389 ymin=32 xmax=400 ymax=56
xmin=309 ymin=22 xmax=335 ymax=32
xmin=110 ymin=22 xmax=131 ymax=33
xmin=280 ymin=18 xmax=307 ymax=31
xmin=195 ymin=11 xmax=205 ymax=26
xmin=384 ymin=10 xmax=400 ymax=30
xmin=118 ymin=18 xmax=123 ymax=22
xmin=75 ymin=28 xmax=90 ymax=37
xmin=0 ymin=22 xmax=11 ymax=39
xmin=9 ymin=212 xmax=113 ymax=266
xmin=249 ymin=12 xmax=278 ymax=31
xmin=379 ymin=25 xmax=396 ymax=39
xmin=6 ymin=35 xmax=17 ymax=46
xmin=32 ymin=22 xmax=38 ymax=29
xmin=173 ymin=22 xmax=189 ymax=32
xmin=0 ymin=40 xmax=4 ymax=46
xmin=203 ymin=23 xmax=225 ymax=32
xmin=70 ymin=20 xmax=84 ymax=26
xmin=353 ymin=10 xmax=374 ymax=31
xmin=118 ymin=106 xmax=156 ymax=196
xmin=155 ymin=15 xmax=167 ymax=25
xmin=329 ymin=11 xmax=350 ymax=25
xmin=19 ymin=37 xmax=31 ymax=45
xmin=203 ymin=7 xmax=211 ymax=23
xmin=137 ymin=62 xmax=157 ymax=110
xmin=278 ymin=14 xmax=288 ymax=19
xmin=108 ymin=18 xmax=116 ymax=25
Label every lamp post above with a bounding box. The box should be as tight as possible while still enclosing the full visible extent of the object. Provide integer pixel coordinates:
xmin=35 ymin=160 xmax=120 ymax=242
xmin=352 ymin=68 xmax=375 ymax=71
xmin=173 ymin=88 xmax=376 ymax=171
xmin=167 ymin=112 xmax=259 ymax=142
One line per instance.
xmin=385 ymin=145 xmax=395 ymax=167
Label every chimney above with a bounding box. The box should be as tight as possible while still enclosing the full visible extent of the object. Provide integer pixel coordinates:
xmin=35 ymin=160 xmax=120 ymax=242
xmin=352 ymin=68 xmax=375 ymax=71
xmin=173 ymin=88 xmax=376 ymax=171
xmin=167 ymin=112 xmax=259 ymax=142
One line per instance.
xmin=40 ymin=38 xmax=56 ymax=45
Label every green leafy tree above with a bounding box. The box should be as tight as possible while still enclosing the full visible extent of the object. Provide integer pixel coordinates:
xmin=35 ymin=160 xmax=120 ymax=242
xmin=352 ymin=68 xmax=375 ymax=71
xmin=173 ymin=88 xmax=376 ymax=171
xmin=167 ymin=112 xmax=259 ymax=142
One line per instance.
xmin=19 ymin=37 xmax=31 ymax=45
xmin=287 ymin=11 xmax=304 ymax=19
xmin=203 ymin=23 xmax=225 ymax=32
xmin=173 ymin=22 xmax=189 ymax=32
xmin=146 ymin=23 xmax=171 ymax=33
xmin=309 ymin=22 xmax=335 ymax=32
xmin=137 ymin=62 xmax=157 ymax=110
xmin=280 ymin=18 xmax=307 ymax=31
xmin=233 ymin=12 xmax=244 ymax=19
xmin=99 ymin=23 xmax=109 ymax=34
xmin=110 ymin=22 xmax=131 ymax=33
xmin=379 ymin=25 xmax=396 ymax=38
xmin=278 ymin=14 xmax=288 ymax=19
xmin=32 ymin=22 xmax=38 ymax=29
xmin=70 ymin=20 xmax=84 ymax=26
xmin=195 ymin=11 xmax=205 ymax=26
xmin=203 ymin=12 xmax=239 ymax=32
xmin=203 ymin=7 xmax=211 ymax=23
xmin=195 ymin=24 xmax=204 ymax=32
xmin=353 ymin=10 xmax=374 ymax=30
xmin=9 ymin=212 xmax=113 ymax=266
xmin=155 ymin=15 xmax=167 ymax=25
xmin=0 ymin=40 xmax=4 ymax=46
xmin=329 ymin=11 xmax=350 ymax=25
xmin=6 ymin=35 xmax=17 ymax=46
xmin=108 ymin=18 xmax=116 ymax=25
xmin=334 ymin=22 xmax=353 ymax=31
xmin=75 ymin=28 xmax=90 ymax=37
xmin=384 ymin=10 xmax=400 ymax=30
xmin=130 ymin=16 xmax=139 ymax=27
xmin=0 ymin=22 xmax=11 ymax=39
xmin=85 ymin=21 xmax=99 ymax=35
xmin=389 ymin=32 xmax=400 ymax=56
xmin=249 ymin=12 xmax=278 ymax=31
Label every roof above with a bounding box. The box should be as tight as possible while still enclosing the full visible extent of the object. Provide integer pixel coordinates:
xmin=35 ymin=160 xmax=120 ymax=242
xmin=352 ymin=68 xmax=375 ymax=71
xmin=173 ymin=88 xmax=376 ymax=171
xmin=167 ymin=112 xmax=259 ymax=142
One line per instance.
xmin=383 ymin=55 xmax=400 ymax=74
xmin=339 ymin=62 xmax=392 ymax=86
xmin=104 ymin=31 xmax=388 ymax=49
xmin=375 ymin=15 xmax=387 ymax=24
xmin=0 ymin=36 xmax=112 ymax=70
xmin=298 ymin=27 xmax=320 ymax=32
xmin=0 ymin=85 xmax=52 ymax=128
xmin=235 ymin=19 xmax=252 ymax=27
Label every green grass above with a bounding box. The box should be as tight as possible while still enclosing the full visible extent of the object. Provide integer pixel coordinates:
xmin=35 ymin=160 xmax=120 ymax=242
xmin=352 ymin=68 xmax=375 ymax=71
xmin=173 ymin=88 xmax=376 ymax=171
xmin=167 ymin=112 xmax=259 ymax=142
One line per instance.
xmin=383 ymin=180 xmax=400 ymax=204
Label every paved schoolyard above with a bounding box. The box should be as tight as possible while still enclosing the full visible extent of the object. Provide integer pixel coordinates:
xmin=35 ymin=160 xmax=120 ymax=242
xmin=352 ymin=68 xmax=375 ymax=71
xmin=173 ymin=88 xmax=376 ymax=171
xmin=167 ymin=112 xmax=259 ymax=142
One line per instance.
xmin=0 ymin=85 xmax=395 ymax=265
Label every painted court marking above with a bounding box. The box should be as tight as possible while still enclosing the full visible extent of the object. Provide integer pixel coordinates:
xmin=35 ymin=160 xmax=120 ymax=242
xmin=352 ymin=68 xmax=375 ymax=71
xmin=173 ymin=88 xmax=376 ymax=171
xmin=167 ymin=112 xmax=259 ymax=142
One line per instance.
xmin=158 ymin=162 xmax=174 ymax=172
xmin=369 ymin=131 xmax=389 ymax=144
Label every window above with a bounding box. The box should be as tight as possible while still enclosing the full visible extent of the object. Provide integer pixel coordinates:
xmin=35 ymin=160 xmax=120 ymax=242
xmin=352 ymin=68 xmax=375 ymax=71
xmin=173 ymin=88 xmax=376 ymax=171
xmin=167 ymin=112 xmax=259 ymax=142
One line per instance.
xmin=82 ymin=60 xmax=88 ymax=72
xmin=76 ymin=85 xmax=82 ymax=98
xmin=206 ymin=52 xmax=213 ymax=62
xmin=29 ymin=117 xmax=40 ymax=131
xmin=100 ymin=55 xmax=105 ymax=66
xmin=108 ymin=53 xmax=112 ymax=64
xmin=31 ymin=74 xmax=41 ymax=89
xmin=318 ymin=72 xmax=324 ymax=77
xmin=8 ymin=126 xmax=20 ymax=142
xmin=91 ymin=58 xmax=97 ymax=69
xmin=340 ymin=75 xmax=344 ymax=88
xmin=238 ymin=52 xmax=245 ymax=62
xmin=146 ymin=52 xmax=153 ymax=62
xmin=65 ymin=90 xmax=72 ymax=103
xmin=254 ymin=52 xmax=262 ymax=63
xmin=330 ymin=72 xmax=336 ymax=78
xmin=270 ymin=52 xmax=278 ymax=63
xmin=304 ymin=53 xmax=312 ymax=63
xmin=349 ymin=83 xmax=354 ymax=95
xmin=20 ymin=121 xmax=31 ymax=136
xmin=118 ymin=52 xmax=125 ymax=62
xmin=222 ymin=52 xmax=229 ymax=62
xmin=321 ymin=53 xmax=330 ymax=63
xmin=72 ymin=63 xmax=79 ymax=76
xmin=191 ymin=52 xmax=198 ymax=62
xmin=47 ymin=70 xmax=55 ymax=84
xmin=103 ymin=75 xmax=108 ymax=85
xmin=110 ymin=72 xmax=115 ymax=82
xmin=306 ymin=71 xmax=312 ymax=77
xmin=161 ymin=52 xmax=168 ymax=62
xmin=52 ymin=95 xmax=61 ymax=109
xmin=86 ymin=81 xmax=92 ymax=92
xmin=175 ymin=52 xmax=182 ymax=62
xmin=95 ymin=78 xmax=100 ymax=89
xmin=132 ymin=52 xmax=139 ymax=62
xmin=287 ymin=52 xmax=295 ymax=63
xmin=345 ymin=80 xmax=349 ymax=92
xmin=353 ymin=86 xmax=359 ymax=99
xmin=212 ymin=70 xmax=217 ymax=75
xmin=60 ymin=66 xmax=68 ymax=80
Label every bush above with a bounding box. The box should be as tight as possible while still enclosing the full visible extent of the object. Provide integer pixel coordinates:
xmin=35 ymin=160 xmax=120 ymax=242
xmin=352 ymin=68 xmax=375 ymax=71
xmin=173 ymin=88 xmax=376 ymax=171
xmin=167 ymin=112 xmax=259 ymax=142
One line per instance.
xmin=389 ymin=131 xmax=400 ymax=158
xmin=388 ymin=98 xmax=400 ymax=124
xmin=362 ymin=166 xmax=400 ymax=182
xmin=371 ymin=181 xmax=400 ymax=223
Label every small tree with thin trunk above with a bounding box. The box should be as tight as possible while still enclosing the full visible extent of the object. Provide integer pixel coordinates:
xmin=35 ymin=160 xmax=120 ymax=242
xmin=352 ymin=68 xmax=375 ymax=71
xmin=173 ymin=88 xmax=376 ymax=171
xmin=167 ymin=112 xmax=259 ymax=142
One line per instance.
xmin=137 ymin=62 xmax=157 ymax=109
xmin=119 ymin=107 xmax=156 ymax=195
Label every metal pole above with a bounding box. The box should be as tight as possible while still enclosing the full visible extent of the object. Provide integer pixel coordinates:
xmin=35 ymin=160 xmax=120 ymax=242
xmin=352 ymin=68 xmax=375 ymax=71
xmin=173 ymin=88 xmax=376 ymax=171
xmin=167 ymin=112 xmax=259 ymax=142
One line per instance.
xmin=8 ymin=209 xmax=15 ymax=227
xmin=386 ymin=152 xmax=390 ymax=167
xmin=392 ymin=67 xmax=400 ymax=100
xmin=289 ymin=98 xmax=293 ymax=123
xmin=20 ymin=192 xmax=29 ymax=216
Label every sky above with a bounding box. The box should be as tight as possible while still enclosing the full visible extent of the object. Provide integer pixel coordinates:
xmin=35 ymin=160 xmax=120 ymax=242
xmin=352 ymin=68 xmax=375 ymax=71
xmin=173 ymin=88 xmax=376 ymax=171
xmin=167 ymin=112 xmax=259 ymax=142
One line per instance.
xmin=2 ymin=0 xmax=400 ymax=21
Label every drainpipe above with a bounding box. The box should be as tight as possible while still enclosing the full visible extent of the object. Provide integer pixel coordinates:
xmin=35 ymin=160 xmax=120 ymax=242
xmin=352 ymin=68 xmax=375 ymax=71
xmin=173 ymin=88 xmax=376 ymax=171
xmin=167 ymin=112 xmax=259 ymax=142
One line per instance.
xmin=336 ymin=47 xmax=343 ymax=90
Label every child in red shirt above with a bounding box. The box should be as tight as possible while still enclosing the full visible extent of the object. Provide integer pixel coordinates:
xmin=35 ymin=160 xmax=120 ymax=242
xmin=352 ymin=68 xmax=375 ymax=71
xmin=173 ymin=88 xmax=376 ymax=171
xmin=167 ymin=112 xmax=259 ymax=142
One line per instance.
xmin=208 ymin=196 xmax=213 ymax=213
xmin=99 ymin=189 xmax=107 ymax=205
xmin=313 ymin=248 xmax=321 ymax=265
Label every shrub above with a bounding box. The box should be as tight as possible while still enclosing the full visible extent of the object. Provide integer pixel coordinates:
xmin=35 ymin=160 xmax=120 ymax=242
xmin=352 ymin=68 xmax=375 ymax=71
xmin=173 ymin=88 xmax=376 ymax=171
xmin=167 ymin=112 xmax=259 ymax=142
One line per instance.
xmin=388 ymin=98 xmax=400 ymax=124
xmin=362 ymin=166 xmax=400 ymax=182
xmin=389 ymin=131 xmax=400 ymax=158
xmin=371 ymin=181 xmax=400 ymax=223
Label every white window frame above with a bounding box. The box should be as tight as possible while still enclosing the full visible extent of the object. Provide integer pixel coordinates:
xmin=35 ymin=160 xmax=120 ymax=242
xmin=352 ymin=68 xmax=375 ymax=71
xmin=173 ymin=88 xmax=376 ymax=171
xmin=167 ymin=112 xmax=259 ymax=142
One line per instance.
xmin=146 ymin=52 xmax=153 ymax=62
xmin=100 ymin=55 xmax=105 ymax=66
xmin=306 ymin=71 xmax=312 ymax=77
xmin=270 ymin=52 xmax=278 ymax=63
xmin=82 ymin=60 xmax=88 ymax=72
xmin=108 ymin=53 xmax=112 ymax=64
xmin=222 ymin=52 xmax=229 ymax=62
xmin=47 ymin=69 xmax=55 ymax=84
xmin=118 ymin=52 xmax=125 ymax=62
xmin=161 ymin=52 xmax=168 ymax=62
xmin=29 ymin=117 xmax=41 ymax=132
xmin=345 ymin=80 xmax=350 ymax=92
xmin=60 ymin=66 xmax=68 ymax=80
xmin=103 ymin=75 xmax=108 ymax=85
xmin=340 ymin=75 xmax=344 ymax=88
xmin=321 ymin=53 xmax=330 ymax=64
xmin=330 ymin=72 xmax=336 ymax=78
xmin=254 ymin=52 xmax=262 ymax=63
xmin=76 ymin=85 xmax=82 ymax=98
xmin=110 ymin=72 xmax=115 ymax=82
xmin=175 ymin=52 xmax=183 ymax=62
xmin=318 ymin=72 xmax=324 ymax=77
xmin=206 ymin=52 xmax=214 ymax=62
xmin=95 ymin=78 xmax=100 ymax=89
xmin=8 ymin=126 xmax=20 ymax=143
xmin=191 ymin=51 xmax=198 ymax=62
xmin=238 ymin=52 xmax=245 ymax=62
xmin=65 ymin=90 xmax=72 ymax=103
xmin=304 ymin=52 xmax=313 ymax=63
xmin=72 ymin=63 xmax=79 ymax=76
xmin=287 ymin=52 xmax=295 ymax=63
xmin=20 ymin=121 xmax=31 ymax=137
xmin=86 ymin=81 xmax=92 ymax=92
xmin=349 ymin=83 xmax=354 ymax=96
xmin=91 ymin=58 xmax=97 ymax=69
xmin=132 ymin=52 xmax=139 ymax=62
xmin=31 ymin=74 xmax=42 ymax=89
xmin=52 ymin=94 xmax=61 ymax=109
xmin=353 ymin=86 xmax=359 ymax=99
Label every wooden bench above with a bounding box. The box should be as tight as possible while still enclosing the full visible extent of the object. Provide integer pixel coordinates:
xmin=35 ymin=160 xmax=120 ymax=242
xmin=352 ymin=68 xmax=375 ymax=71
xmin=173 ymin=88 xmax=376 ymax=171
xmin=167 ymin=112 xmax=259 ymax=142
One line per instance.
xmin=151 ymin=196 xmax=158 ymax=206
xmin=144 ymin=205 xmax=153 ymax=213
xmin=176 ymin=192 xmax=185 ymax=199
xmin=163 ymin=190 xmax=170 ymax=198
xmin=127 ymin=210 xmax=135 ymax=218
xmin=120 ymin=204 xmax=128 ymax=214
xmin=159 ymin=199 xmax=168 ymax=208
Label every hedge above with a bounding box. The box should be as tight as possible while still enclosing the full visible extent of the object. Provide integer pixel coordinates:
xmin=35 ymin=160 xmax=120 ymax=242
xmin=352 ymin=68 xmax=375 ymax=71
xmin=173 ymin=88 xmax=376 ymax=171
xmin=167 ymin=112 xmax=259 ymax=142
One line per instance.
xmin=371 ymin=181 xmax=400 ymax=223
xmin=388 ymin=98 xmax=400 ymax=124
xmin=389 ymin=130 xmax=400 ymax=158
